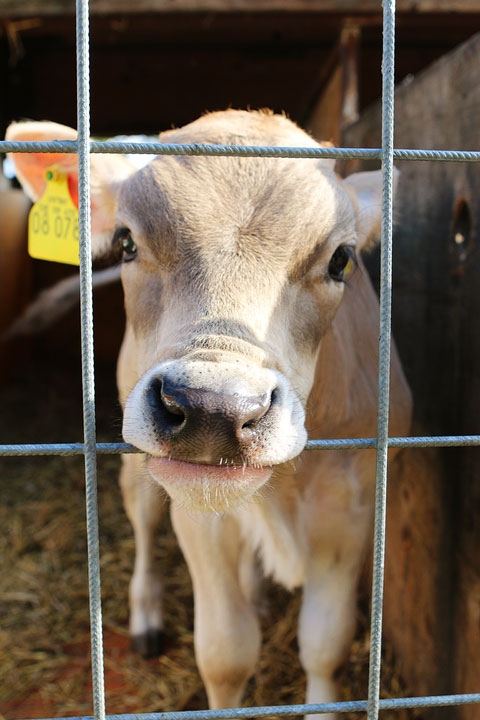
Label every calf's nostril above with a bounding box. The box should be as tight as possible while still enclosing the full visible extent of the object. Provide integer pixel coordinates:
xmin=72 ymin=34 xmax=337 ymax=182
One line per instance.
xmin=241 ymin=418 xmax=257 ymax=430
xmin=147 ymin=378 xmax=186 ymax=432
xmin=238 ymin=390 xmax=275 ymax=433
xmin=161 ymin=391 xmax=184 ymax=417
xmin=145 ymin=374 xmax=279 ymax=450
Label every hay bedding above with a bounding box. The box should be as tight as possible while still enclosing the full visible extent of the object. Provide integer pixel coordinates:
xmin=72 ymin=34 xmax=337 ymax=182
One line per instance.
xmin=0 ymin=348 xmax=409 ymax=720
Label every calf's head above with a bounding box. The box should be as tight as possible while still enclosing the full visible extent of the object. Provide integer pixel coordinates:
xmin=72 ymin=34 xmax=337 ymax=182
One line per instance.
xmin=8 ymin=110 xmax=384 ymax=511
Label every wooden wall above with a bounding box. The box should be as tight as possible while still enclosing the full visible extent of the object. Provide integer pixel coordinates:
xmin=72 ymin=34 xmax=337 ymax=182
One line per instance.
xmin=343 ymin=32 xmax=480 ymax=718
xmin=1 ymin=9 xmax=479 ymax=138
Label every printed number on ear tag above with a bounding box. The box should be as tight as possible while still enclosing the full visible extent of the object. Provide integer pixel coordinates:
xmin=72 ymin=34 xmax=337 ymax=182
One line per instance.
xmin=28 ymin=167 xmax=80 ymax=266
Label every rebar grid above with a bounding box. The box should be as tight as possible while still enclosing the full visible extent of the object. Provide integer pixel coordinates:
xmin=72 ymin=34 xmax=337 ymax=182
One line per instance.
xmin=75 ymin=0 xmax=106 ymax=718
xmin=366 ymin=2 xmax=395 ymax=718
xmin=13 ymin=692 xmax=480 ymax=720
xmin=1 ymin=139 xmax=480 ymax=162
xmin=3 ymin=434 xmax=480 ymax=457
xmin=3 ymin=0 xmax=479 ymax=717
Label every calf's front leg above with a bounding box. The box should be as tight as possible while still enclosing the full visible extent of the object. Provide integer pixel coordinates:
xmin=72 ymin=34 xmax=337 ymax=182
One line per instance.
xmin=120 ymin=452 xmax=166 ymax=657
xmin=298 ymin=518 xmax=371 ymax=720
xmin=172 ymin=504 xmax=261 ymax=709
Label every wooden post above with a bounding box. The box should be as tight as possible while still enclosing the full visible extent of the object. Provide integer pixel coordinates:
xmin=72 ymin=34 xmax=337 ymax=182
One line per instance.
xmin=0 ymin=173 xmax=32 ymax=385
xmin=305 ymin=24 xmax=360 ymax=145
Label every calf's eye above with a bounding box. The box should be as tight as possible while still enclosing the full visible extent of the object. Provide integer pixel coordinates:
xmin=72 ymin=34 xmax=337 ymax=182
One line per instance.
xmin=114 ymin=228 xmax=137 ymax=262
xmin=121 ymin=233 xmax=137 ymax=257
xmin=328 ymin=245 xmax=356 ymax=282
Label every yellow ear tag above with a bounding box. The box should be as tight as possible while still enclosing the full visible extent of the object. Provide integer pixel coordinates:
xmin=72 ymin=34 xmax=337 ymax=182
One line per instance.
xmin=28 ymin=167 xmax=79 ymax=265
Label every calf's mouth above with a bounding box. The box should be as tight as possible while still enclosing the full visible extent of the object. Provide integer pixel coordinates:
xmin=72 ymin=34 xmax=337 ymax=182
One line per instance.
xmin=146 ymin=456 xmax=274 ymax=512
xmin=123 ymin=358 xmax=306 ymax=511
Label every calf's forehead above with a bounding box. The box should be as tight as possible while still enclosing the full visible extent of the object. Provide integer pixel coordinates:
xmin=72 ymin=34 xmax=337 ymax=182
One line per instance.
xmin=117 ymin=154 xmax=356 ymax=261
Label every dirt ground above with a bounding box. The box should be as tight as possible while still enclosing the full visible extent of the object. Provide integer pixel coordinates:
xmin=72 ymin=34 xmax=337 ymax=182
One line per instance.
xmin=0 ymin=333 xmax=409 ymax=720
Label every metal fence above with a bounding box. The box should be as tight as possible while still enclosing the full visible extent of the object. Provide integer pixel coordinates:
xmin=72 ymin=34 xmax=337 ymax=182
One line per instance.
xmin=1 ymin=1 xmax=480 ymax=719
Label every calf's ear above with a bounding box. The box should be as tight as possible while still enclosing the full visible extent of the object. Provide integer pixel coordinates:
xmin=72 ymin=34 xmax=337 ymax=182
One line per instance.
xmin=343 ymin=168 xmax=399 ymax=249
xmin=6 ymin=121 xmax=136 ymax=257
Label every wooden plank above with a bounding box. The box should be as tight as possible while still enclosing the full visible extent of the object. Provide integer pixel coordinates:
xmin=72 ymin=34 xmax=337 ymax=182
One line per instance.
xmin=307 ymin=63 xmax=344 ymax=145
xmin=343 ymin=32 xmax=480 ymax=718
xmin=0 ymin=178 xmax=33 ymax=387
xmin=0 ymin=40 xmax=332 ymax=136
xmin=338 ymin=25 xmax=360 ymax=127
xmin=306 ymin=25 xmax=360 ymax=145
xmin=383 ymin=446 xmax=455 ymax=698
xmin=1 ymin=0 xmax=480 ymax=17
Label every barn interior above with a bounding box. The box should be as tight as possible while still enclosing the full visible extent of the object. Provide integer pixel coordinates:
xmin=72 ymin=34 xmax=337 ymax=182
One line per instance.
xmin=1 ymin=2 xmax=480 ymax=719
xmin=1 ymin=6 xmax=479 ymax=138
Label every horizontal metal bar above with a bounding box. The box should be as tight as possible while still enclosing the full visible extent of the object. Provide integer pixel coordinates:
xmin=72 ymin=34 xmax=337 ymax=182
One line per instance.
xmin=0 ymin=442 xmax=141 ymax=456
xmin=17 ymin=692 xmax=480 ymax=720
xmin=0 ymin=139 xmax=380 ymax=158
xmin=393 ymin=148 xmax=480 ymax=162
xmin=307 ymin=434 xmax=480 ymax=449
xmin=1 ymin=435 xmax=480 ymax=457
xmin=2 ymin=139 xmax=480 ymax=163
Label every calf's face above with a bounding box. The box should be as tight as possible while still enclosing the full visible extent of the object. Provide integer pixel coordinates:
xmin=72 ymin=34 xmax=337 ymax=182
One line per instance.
xmin=7 ymin=111 xmax=384 ymax=511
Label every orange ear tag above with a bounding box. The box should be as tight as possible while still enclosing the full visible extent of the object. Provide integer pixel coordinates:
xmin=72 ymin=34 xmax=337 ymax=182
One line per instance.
xmin=28 ymin=167 xmax=80 ymax=265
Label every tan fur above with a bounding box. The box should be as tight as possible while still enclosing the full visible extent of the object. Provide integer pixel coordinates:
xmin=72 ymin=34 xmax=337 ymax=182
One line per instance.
xmin=7 ymin=110 xmax=412 ymax=717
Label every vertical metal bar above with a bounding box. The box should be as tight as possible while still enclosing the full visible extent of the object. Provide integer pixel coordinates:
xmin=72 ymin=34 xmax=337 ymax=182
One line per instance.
xmin=76 ymin=0 xmax=106 ymax=718
xmin=366 ymin=1 xmax=396 ymax=720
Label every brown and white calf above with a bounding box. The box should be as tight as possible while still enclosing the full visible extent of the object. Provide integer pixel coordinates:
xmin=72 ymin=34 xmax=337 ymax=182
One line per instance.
xmin=8 ymin=110 xmax=412 ymax=713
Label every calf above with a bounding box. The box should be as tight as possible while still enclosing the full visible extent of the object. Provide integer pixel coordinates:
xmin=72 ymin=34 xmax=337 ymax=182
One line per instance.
xmin=8 ymin=110 xmax=412 ymax=713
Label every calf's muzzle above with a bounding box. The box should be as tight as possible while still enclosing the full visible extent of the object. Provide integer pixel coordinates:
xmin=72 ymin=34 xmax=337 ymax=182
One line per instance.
xmin=145 ymin=372 xmax=275 ymax=465
xmin=123 ymin=357 xmax=307 ymax=509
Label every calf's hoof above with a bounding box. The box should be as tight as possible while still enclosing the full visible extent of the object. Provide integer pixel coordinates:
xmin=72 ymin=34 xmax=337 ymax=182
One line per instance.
xmin=132 ymin=629 xmax=166 ymax=658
